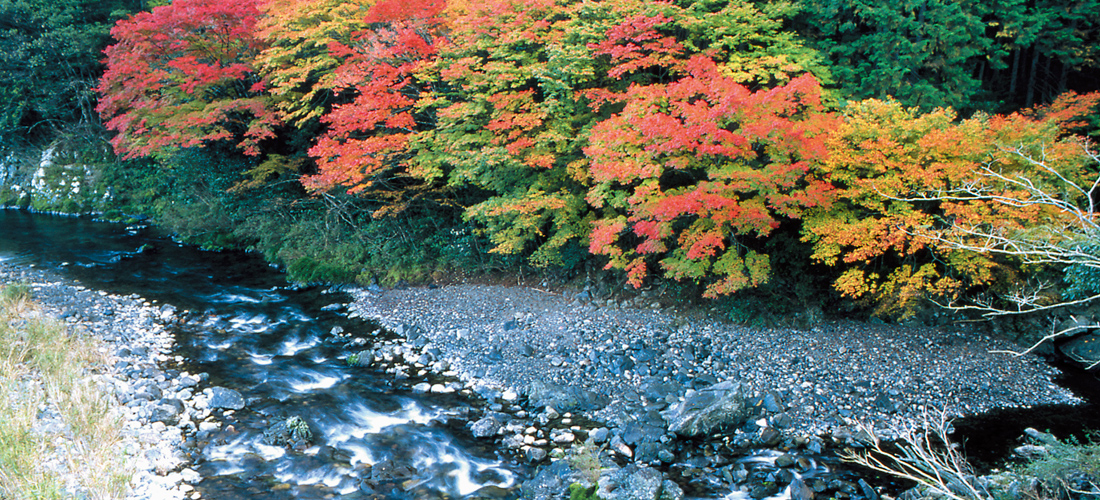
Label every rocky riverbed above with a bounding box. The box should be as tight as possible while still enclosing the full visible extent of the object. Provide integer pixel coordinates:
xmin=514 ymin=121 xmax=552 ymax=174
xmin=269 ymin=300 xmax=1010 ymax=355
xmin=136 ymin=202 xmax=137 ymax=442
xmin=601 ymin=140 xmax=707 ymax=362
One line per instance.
xmin=1 ymin=256 xmax=1089 ymax=500
xmin=344 ymin=283 xmax=1084 ymax=498
xmin=0 ymin=262 xmax=226 ymax=500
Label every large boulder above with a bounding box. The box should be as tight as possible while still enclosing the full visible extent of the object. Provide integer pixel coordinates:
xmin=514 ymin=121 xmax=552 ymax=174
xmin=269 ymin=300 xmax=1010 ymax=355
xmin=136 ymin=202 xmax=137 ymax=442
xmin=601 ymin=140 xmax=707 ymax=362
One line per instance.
xmin=525 ymin=380 xmax=609 ymax=412
xmin=661 ymin=380 xmax=750 ymax=437
xmin=1060 ymin=332 xmax=1100 ymax=368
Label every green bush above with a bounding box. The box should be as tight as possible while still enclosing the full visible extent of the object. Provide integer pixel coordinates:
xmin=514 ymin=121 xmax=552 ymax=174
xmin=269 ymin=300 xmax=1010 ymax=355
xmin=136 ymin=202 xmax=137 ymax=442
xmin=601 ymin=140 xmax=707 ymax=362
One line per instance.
xmin=1020 ymin=433 xmax=1100 ymax=498
xmin=0 ymin=282 xmax=31 ymax=303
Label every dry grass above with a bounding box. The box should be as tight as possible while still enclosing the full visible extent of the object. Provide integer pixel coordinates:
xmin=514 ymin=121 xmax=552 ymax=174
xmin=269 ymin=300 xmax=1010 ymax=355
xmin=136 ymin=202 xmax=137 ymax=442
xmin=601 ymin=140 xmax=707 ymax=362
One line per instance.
xmin=0 ymin=282 xmax=132 ymax=499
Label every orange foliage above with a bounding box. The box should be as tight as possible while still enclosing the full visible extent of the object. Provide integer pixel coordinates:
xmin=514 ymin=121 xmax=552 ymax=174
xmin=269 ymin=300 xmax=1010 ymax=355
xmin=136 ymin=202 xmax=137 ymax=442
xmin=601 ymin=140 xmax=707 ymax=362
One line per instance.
xmin=586 ymin=50 xmax=835 ymax=297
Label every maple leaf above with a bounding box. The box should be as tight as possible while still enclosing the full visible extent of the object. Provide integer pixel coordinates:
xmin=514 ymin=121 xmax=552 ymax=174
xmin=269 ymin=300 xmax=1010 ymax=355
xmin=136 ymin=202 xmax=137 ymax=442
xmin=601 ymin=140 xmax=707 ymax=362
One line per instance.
xmin=96 ymin=0 xmax=277 ymax=158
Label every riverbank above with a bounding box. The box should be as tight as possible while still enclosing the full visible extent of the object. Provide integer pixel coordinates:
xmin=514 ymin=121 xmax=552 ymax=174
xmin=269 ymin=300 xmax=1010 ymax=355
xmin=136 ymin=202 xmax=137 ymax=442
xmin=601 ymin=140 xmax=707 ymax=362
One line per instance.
xmin=0 ymin=262 xmax=202 ymax=500
xmin=345 ymin=282 xmax=1085 ymax=498
xmin=0 ymin=253 xmax=1091 ymax=500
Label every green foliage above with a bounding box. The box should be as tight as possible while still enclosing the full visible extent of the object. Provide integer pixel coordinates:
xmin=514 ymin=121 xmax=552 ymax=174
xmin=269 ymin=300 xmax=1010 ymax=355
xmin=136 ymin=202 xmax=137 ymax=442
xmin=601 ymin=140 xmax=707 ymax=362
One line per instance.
xmin=0 ymin=0 xmax=140 ymax=144
xmin=1063 ymin=244 xmax=1100 ymax=300
xmin=1019 ymin=433 xmax=1100 ymax=498
xmin=567 ymin=444 xmax=603 ymax=484
xmin=794 ymin=0 xmax=992 ymax=111
xmin=0 ymin=282 xmax=32 ymax=304
xmin=568 ymin=482 xmax=601 ymax=500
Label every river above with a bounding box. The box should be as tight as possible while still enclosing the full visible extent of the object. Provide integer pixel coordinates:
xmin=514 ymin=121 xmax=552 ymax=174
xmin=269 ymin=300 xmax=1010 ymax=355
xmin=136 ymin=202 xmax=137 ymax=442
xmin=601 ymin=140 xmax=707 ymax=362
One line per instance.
xmin=4 ymin=210 xmax=1100 ymax=500
xmin=0 ymin=210 xmax=525 ymax=499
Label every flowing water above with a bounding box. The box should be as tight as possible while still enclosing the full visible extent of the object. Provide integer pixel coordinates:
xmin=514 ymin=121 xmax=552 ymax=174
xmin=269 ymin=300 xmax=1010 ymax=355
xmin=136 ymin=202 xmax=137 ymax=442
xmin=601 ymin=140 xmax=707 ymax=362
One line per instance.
xmin=4 ymin=210 xmax=1100 ymax=499
xmin=0 ymin=210 xmax=523 ymax=499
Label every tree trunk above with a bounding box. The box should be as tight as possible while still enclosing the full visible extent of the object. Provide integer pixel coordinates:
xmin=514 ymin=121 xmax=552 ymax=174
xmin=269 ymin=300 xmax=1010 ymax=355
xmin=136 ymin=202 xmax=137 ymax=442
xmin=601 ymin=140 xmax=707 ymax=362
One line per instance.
xmin=1009 ymin=48 xmax=1020 ymax=99
xmin=1026 ymin=47 xmax=1040 ymax=107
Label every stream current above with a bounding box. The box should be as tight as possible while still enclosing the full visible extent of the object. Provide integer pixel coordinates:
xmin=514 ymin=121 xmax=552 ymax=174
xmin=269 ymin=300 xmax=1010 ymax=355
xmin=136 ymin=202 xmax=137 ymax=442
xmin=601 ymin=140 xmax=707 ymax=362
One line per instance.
xmin=5 ymin=210 xmax=1100 ymax=500
xmin=0 ymin=210 xmax=524 ymax=499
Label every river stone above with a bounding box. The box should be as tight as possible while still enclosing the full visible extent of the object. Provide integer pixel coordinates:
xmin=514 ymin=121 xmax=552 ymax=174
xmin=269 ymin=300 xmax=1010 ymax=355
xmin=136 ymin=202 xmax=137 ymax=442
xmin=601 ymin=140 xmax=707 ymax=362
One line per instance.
xmin=525 ymin=380 xmax=609 ymax=412
xmin=790 ymin=477 xmax=815 ymax=500
xmin=599 ymin=465 xmax=679 ymax=500
xmin=178 ymin=374 xmax=200 ymax=389
xmin=207 ymin=387 xmax=245 ymax=410
xmin=589 ymin=427 xmax=610 ymax=443
xmin=150 ymin=398 xmax=185 ymax=424
xmin=262 ymin=416 xmax=314 ymax=449
xmin=471 ymin=416 xmax=501 ymax=438
xmin=661 ymin=381 xmax=750 ymax=437
xmin=1059 ymin=332 xmax=1100 ymax=366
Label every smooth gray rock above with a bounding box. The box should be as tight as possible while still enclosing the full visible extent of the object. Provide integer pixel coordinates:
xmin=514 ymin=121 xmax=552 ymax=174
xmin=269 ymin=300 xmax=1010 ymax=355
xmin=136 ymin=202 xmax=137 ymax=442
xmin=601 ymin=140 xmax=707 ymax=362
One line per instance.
xmin=661 ymin=381 xmax=750 ymax=437
xmin=600 ymin=465 xmax=681 ymax=500
xmin=150 ymin=398 xmax=185 ymax=424
xmin=207 ymin=386 xmax=245 ymax=410
xmin=471 ymin=416 xmax=501 ymax=438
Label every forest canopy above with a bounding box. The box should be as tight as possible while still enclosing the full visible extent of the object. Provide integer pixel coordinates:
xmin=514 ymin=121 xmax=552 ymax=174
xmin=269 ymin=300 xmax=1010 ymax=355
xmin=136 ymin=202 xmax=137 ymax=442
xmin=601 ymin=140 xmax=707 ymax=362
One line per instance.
xmin=7 ymin=0 xmax=1100 ymax=319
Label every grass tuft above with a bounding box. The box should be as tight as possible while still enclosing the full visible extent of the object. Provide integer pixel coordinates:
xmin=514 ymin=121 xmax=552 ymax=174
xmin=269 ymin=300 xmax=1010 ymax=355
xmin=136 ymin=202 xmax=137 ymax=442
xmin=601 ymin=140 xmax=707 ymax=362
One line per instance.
xmin=0 ymin=282 xmax=132 ymax=499
xmin=1019 ymin=433 xmax=1100 ymax=499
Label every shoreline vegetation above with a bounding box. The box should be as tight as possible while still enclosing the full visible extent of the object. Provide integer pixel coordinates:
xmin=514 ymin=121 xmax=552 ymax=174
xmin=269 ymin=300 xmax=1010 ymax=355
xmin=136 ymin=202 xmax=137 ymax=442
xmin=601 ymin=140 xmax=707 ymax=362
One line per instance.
xmin=1 ymin=0 xmax=1100 ymax=497
xmin=0 ymin=281 xmax=131 ymax=498
xmin=0 ymin=235 xmax=1095 ymax=500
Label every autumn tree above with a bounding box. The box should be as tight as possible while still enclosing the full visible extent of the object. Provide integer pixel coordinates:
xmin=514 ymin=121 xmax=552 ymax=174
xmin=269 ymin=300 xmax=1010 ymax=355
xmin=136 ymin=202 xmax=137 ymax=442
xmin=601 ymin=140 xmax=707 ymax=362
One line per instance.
xmin=254 ymin=0 xmax=377 ymax=127
xmin=413 ymin=0 xmax=618 ymax=268
xmin=803 ymin=92 xmax=1100 ymax=318
xmin=586 ymin=53 xmax=833 ymax=297
xmin=417 ymin=0 xmax=830 ymax=270
xmin=96 ymin=0 xmax=279 ymax=158
xmin=298 ymin=0 xmax=447 ymax=214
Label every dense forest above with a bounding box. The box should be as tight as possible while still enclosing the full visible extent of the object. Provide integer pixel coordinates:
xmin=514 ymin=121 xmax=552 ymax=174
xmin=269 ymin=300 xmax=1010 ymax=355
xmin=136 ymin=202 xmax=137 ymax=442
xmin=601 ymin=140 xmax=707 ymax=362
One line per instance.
xmin=2 ymin=0 xmax=1099 ymax=322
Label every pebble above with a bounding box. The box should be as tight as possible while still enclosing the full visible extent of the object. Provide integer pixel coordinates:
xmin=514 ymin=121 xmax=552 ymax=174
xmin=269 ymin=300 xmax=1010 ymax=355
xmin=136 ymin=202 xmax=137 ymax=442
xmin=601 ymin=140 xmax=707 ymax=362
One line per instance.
xmin=1 ymin=263 xmax=201 ymax=500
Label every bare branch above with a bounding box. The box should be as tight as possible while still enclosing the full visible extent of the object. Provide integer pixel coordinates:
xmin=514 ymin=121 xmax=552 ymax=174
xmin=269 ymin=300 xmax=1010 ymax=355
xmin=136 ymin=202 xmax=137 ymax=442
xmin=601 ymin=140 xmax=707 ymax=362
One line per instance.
xmin=877 ymin=138 xmax=1100 ymax=318
xmin=840 ymin=409 xmax=990 ymax=500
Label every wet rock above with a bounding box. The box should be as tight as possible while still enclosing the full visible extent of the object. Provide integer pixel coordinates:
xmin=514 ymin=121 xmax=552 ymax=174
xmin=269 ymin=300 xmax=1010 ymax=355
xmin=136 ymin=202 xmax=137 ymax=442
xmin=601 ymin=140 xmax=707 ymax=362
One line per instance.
xmin=757 ymin=427 xmax=782 ymax=446
xmin=790 ymin=477 xmax=815 ymax=500
xmin=859 ymin=478 xmax=879 ymax=500
xmin=775 ymin=454 xmax=796 ymax=468
xmin=261 ymin=416 xmax=313 ymax=449
xmin=751 ymin=482 xmax=781 ymax=499
xmin=1060 ymin=332 xmax=1100 ymax=367
xmin=471 ymin=416 xmax=502 ymax=438
xmin=520 ymin=460 xmax=577 ymax=500
xmin=347 ymin=350 xmax=373 ymax=367
xmin=371 ymin=459 xmax=416 ymax=482
xmin=525 ymin=446 xmax=548 ymax=463
xmin=600 ymin=465 xmax=682 ymax=500
xmin=662 ymin=381 xmax=750 ymax=437
xmin=207 ymin=387 xmax=245 ymax=410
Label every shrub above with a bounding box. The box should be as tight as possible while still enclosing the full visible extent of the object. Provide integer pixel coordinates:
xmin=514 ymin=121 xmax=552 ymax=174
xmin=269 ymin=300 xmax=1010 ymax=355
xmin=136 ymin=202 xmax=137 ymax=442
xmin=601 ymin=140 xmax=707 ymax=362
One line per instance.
xmin=1020 ymin=433 xmax=1100 ymax=499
